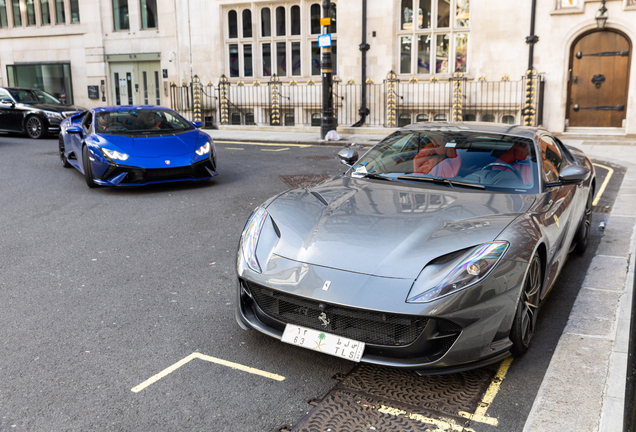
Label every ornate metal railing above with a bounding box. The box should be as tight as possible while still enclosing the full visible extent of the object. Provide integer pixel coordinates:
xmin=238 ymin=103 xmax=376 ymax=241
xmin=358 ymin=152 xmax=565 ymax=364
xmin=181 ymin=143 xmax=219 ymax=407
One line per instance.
xmin=170 ymin=71 xmax=544 ymax=129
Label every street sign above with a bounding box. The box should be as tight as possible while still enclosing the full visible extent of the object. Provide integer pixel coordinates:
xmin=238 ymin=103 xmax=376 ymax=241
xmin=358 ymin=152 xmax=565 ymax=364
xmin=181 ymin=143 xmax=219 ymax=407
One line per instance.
xmin=320 ymin=17 xmax=331 ymax=26
xmin=318 ymin=33 xmax=332 ymax=48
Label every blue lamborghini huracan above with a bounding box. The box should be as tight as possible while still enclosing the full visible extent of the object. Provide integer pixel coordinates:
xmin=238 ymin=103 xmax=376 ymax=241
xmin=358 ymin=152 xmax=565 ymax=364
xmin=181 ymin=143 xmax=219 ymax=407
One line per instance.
xmin=58 ymin=106 xmax=217 ymax=187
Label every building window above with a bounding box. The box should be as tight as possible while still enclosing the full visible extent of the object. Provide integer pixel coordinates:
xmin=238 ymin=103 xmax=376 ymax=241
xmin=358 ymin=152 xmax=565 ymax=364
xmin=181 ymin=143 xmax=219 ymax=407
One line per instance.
xmin=290 ymin=5 xmax=300 ymax=35
xmin=502 ymin=115 xmax=515 ymax=124
xmin=398 ymin=0 xmax=469 ymax=76
xmin=40 ymin=0 xmax=50 ymax=24
xmin=141 ymin=0 xmax=157 ymax=29
xmin=310 ymin=4 xmax=320 ymax=34
xmin=0 ymin=0 xmax=7 ymax=27
xmin=329 ymin=2 xmax=336 ymax=33
xmin=262 ymin=43 xmax=272 ymax=76
xmin=112 ymin=0 xmax=128 ymax=30
xmin=228 ymin=10 xmax=237 ymax=38
xmin=261 ymin=7 xmax=271 ymax=36
xmin=225 ymin=3 xmax=337 ymax=79
xmin=70 ymin=0 xmax=79 ymax=23
xmin=26 ymin=0 xmax=36 ymax=25
xmin=55 ymin=0 xmax=64 ymax=24
xmin=7 ymin=63 xmax=74 ymax=104
xmin=275 ymin=6 xmax=285 ymax=36
xmin=11 ymin=0 xmax=21 ymax=26
xmin=242 ymin=9 xmax=252 ymax=37
xmin=416 ymin=113 xmax=428 ymax=122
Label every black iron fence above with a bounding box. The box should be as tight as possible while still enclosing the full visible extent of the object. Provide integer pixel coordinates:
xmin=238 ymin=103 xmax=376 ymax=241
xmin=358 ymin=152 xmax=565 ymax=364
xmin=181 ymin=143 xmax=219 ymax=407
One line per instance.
xmin=170 ymin=72 xmax=544 ymax=129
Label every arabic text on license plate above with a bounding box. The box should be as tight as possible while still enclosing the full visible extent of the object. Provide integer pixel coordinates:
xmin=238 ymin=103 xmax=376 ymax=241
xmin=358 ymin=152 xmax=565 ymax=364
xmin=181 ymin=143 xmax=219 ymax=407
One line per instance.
xmin=281 ymin=324 xmax=365 ymax=362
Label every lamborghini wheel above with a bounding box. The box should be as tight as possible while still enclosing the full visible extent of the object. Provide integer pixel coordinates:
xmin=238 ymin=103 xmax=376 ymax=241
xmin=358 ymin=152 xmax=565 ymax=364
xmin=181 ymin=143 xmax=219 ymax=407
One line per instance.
xmin=82 ymin=145 xmax=97 ymax=188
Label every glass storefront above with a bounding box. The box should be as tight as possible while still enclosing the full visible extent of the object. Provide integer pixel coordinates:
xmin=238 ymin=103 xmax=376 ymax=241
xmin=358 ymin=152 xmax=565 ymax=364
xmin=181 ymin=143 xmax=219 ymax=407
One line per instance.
xmin=6 ymin=63 xmax=74 ymax=104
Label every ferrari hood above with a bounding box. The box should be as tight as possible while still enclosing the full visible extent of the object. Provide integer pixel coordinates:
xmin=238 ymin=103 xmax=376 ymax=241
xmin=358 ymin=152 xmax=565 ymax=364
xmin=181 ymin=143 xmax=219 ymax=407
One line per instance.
xmin=101 ymin=130 xmax=201 ymax=157
xmin=264 ymin=176 xmax=535 ymax=279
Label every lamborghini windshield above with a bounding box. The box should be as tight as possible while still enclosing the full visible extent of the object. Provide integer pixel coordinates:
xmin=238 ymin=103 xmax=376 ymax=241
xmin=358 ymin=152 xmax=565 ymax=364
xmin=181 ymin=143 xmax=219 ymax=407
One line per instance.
xmin=352 ymin=131 xmax=540 ymax=193
xmin=95 ymin=109 xmax=194 ymax=135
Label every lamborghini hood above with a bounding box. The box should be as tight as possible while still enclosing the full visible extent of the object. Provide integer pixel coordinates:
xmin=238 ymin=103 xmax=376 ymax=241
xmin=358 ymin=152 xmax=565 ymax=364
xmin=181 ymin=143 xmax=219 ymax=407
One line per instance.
xmin=101 ymin=129 xmax=201 ymax=157
xmin=263 ymin=176 xmax=535 ymax=279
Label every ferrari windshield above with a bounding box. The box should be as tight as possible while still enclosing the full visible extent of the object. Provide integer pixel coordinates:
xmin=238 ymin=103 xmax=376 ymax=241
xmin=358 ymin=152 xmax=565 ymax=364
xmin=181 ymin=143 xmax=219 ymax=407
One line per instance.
xmin=95 ymin=109 xmax=194 ymax=135
xmin=9 ymin=89 xmax=62 ymax=105
xmin=352 ymin=131 xmax=539 ymax=193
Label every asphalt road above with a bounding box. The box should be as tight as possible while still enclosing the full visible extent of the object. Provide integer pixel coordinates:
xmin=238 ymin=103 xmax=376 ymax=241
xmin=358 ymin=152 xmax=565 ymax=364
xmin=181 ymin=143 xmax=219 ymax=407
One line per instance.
xmin=0 ymin=135 xmax=623 ymax=432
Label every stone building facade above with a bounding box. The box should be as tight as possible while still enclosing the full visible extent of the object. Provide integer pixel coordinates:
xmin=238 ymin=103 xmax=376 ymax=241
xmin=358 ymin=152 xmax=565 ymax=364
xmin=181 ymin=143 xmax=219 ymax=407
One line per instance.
xmin=0 ymin=0 xmax=634 ymax=134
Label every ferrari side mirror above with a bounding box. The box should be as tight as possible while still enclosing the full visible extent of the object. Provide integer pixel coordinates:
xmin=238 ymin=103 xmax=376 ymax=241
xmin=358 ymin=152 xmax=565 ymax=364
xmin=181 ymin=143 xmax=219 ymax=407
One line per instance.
xmin=338 ymin=148 xmax=359 ymax=166
xmin=559 ymin=165 xmax=591 ymax=184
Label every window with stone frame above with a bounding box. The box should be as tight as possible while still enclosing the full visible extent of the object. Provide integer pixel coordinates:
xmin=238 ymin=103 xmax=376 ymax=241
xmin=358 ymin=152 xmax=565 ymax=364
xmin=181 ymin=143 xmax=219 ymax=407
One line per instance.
xmin=224 ymin=2 xmax=337 ymax=79
xmin=397 ymin=0 xmax=469 ymax=76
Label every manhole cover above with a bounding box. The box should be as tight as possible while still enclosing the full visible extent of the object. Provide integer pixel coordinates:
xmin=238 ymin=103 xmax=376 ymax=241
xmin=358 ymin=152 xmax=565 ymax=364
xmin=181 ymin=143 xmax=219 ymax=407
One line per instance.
xmin=288 ymin=363 xmax=498 ymax=432
xmin=280 ymin=175 xmax=331 ymax=189
xmin=302 ymin=156 xmax=334 ymax=161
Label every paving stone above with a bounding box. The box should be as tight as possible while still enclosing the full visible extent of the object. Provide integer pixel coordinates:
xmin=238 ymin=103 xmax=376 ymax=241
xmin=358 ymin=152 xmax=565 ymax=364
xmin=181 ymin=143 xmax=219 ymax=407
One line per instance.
xmin=523 ymin=334 xmax=612 ymax=432
xmin=596 ymin=216 xmax=636 ymax=257
xmin=611 ymin=194 xmax=636 ymax=216
xmin=606 ymin=352 xmax=628 ymax=399
xmin=582 ymin=255 xmax=630 ymax=290
xmin=599 ymin=396 xmax=626 ymax=432
xmin=564 ymin=289 xmax=621 ymax=337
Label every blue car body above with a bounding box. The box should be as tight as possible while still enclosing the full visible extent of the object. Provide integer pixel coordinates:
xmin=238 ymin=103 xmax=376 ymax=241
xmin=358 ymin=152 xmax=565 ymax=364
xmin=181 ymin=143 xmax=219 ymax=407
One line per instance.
xmin=59 ymin=105 xmax=217 ymax=187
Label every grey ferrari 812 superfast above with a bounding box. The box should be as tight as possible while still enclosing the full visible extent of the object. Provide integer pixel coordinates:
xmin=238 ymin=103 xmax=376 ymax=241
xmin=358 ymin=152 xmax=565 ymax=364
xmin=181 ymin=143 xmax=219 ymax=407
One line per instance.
xmin=236 ymin=122 xmax=595 ymax=374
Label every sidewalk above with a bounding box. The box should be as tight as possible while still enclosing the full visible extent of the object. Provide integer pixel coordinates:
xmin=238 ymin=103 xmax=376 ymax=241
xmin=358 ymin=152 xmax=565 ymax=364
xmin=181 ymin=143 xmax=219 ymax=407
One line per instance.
xmin=207 ymin=126 xmax=636 ymax=431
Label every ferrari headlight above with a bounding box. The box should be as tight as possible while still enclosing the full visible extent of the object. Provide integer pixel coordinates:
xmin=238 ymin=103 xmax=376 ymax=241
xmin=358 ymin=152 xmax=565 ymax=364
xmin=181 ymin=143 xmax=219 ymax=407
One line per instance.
xmin=101 ymin=148 xmax=129 ymax=161
xmin=196 ymin=142 xmax=210 ymax=156
xmin=407 ymin=241 xmax=509 ymax=303
xmin=45 ymin=111 xmax=63 ymax=120
xmin=240 ymin=207 xmax=268 ymax=273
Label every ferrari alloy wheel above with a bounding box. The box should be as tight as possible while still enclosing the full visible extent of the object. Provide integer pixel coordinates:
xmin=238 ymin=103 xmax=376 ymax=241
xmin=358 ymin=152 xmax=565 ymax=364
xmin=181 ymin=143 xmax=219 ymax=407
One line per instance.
xmin=573 ymin=188 xmax=594 ymax=255
xmin=510 ymin=254 xmax=542 ymax=356
xmin=82 ymin=145 xmax=97 ymax=188
xmin=59 ymin=136 xmax=71 ymax=168
xmin=26 ymin=115 xmax=46 ymax=139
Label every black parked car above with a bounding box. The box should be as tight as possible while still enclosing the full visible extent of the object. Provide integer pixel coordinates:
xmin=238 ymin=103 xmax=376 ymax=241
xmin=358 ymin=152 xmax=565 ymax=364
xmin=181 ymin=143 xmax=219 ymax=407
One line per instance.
xmin=0 ymin=87 xmax=84 ymax=139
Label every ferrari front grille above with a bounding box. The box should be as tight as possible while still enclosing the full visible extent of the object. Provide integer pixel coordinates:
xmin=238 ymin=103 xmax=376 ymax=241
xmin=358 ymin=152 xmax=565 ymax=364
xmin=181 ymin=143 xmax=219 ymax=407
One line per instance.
xmin=244 ymin=280 xmax=430 ymax=347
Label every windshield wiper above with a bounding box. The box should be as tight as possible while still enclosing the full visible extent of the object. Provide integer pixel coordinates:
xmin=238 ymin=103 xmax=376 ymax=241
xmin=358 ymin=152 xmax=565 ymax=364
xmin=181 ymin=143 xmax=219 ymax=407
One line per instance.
xmin=397 ymin=175 xmax=485 ymax=189
xmin=355 ymin=172 xmax=395 ymax=181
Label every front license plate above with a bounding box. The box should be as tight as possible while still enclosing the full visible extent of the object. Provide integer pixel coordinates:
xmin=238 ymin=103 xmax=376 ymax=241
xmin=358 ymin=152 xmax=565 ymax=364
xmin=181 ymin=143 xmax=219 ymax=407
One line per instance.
xmin=281 ymin=324 xmax=365 ymax=362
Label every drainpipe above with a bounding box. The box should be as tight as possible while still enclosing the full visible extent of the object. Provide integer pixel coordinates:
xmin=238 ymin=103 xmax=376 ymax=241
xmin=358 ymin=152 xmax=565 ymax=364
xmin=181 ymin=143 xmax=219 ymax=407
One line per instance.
xmin=353 ymin=0 xmax=370 ymax=127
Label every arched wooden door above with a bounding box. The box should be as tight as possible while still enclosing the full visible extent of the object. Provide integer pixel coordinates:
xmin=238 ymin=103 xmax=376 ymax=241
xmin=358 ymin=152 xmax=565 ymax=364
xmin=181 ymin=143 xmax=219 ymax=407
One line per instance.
xmin=567 ymin=29 xmax=631 ymax=128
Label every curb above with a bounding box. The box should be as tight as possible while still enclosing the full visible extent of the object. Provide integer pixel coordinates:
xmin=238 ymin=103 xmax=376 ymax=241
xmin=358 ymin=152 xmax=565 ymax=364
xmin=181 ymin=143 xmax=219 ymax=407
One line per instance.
xmin=523 ymin=163 xmax=635 ymax=432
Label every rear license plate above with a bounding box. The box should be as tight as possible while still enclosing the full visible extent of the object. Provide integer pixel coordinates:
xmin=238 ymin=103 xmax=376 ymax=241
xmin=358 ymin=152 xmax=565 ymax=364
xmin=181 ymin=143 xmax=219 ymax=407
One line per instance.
xmin=281 ymin=324 xmax=365 ymax=362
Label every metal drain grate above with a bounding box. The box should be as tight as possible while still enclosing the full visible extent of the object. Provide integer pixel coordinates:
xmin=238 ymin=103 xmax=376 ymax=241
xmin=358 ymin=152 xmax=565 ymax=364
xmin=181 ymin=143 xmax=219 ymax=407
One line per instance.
xmin=280 ymin=175 xmax=331 ymax=189
xmin=287 ymin=363 xmax=498 ymax=431
xmin=593 ymin=205 xmax=612 ymax=214
xmin=302 ymin=156 xmax=334 ymax=161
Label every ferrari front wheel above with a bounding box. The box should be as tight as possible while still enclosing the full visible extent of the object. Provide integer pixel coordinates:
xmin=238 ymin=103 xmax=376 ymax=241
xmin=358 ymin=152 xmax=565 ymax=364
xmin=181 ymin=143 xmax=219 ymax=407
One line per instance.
xmin=59 ymin=136 xmax=71 ymax=168
xmin=510 ymin=253 xmax=542 ymax=356
xmin=572 ymin=188 xmax=594 ymax=255
xmin=82 ymin=145 xmax=97 ymax=188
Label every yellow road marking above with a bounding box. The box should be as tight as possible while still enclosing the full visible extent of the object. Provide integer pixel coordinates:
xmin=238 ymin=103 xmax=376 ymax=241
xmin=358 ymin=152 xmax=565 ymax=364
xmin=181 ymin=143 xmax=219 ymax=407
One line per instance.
xmin=459 ymin=356 xmax=514 ymax=426
xmin=215 ymin=140 xmax=312 ymax=148
xmin=262 ymin=148 xmax=289 ymax=152
xmin=131 ymin=352 xmax=285 ymax=393
xmin=378 ymin=405 xmax=476 ymax=432
xmin=225 ymin=147 xmax=244 ymax=150
xmin=592 ymin=163 xmax=614 ymax=206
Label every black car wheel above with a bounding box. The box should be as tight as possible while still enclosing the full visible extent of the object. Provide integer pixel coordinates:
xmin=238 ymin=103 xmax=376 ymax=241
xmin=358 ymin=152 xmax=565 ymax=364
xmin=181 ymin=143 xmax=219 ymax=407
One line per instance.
xmin=25 ymin=115 xmax=46 ymax=139
xmin=82 ymin=145 xmax=97 ymax=188
xmin=510 ymin=253 xmax=542 ymax=356
xmin=572 ymin=188 xmax=594 ymax=255
xmin=59 ymin=136 xmax=71 ymax=168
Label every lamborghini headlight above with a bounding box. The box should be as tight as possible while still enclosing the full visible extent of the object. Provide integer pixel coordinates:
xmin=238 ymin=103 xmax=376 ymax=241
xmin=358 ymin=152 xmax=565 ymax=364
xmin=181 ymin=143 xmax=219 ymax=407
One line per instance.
xmin=240 ymin=207 xmax=268 ymax=273
xmin=101 ymin=148 xmax=129 ymax=161
xmin=407 ymin=241 xmax=509 ymax=303
xmin=196 ymin=142 xmax=210 ymax=156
